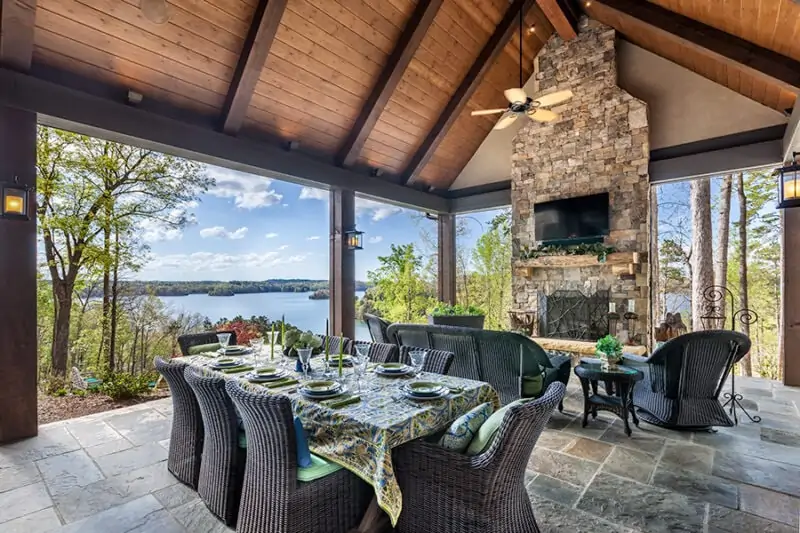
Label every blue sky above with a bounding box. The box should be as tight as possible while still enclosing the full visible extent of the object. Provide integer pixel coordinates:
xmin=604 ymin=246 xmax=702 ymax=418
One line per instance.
xmin=136 ymin=165 xmax=503 ymax=281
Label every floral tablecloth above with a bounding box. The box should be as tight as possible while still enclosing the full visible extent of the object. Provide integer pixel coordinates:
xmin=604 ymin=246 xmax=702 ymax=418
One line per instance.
xmin=179 ymin=352 xmax=500 ymax=526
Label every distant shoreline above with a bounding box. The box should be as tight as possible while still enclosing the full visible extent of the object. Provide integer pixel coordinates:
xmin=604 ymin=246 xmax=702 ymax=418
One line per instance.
xmin=99 ymin=279 xmax=369 ymax=298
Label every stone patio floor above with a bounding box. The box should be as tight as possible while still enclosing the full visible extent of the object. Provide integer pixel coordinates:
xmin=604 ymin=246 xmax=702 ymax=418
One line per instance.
xmin=1 ymin=375 xmax=799 ymax=532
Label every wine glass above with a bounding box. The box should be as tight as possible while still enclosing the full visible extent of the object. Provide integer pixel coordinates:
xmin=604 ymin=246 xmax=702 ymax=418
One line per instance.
xmin=250 ymin=337 xmax=264 ymax=366
xmin=409 ymin=349 xmax=428 ymax=378
xmin=217 ymin=333 xmax=232 ymax=356
xmin=297 ymin=348 xmax=313 ymax=380
xmin=353 ymin=344 xmax=370 ymax=393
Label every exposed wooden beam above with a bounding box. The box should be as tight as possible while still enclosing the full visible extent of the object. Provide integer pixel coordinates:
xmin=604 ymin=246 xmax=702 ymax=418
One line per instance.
xmin=536 ymin=0 xmax=577 ymax=40
xmin=0 ymin=0 xmax=37 ymax=70
xmin=401 ymin=0 xmax=537 ymax=186
xmin=437 ymin=214 xmax=456 ymax=305
xmin=220 ymin=0 xmax=287 ymax=135
xmin=590 ymin=0 xmax=800 ymax=93
xmin=337 ymin=0 xmax=443 ymax=168
xmin=784 ymin=105 xmax=800 ymax=162
xmin=329 ymin=189 xmax=356 ymax=339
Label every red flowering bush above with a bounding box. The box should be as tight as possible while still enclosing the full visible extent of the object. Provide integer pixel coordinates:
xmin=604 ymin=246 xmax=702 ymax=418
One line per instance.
xmin=217 ymin=320 xmax=262 ymax=345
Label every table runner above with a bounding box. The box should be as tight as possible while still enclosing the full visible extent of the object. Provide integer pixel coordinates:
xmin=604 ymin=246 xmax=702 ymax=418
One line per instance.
xmin=179 ymin=353 xmax=501 ymax=526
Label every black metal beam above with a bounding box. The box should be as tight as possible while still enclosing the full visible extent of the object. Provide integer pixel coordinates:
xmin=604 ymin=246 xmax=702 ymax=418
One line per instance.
xmin=0 ymin=68 xmax=450 ymax=212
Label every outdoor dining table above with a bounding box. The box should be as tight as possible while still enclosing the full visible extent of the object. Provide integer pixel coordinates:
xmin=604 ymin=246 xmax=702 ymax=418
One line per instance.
xmin=178 ymin=349 xmax=501 ymax=530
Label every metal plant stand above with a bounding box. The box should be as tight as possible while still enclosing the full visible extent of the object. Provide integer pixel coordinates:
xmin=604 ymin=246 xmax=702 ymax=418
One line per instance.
xmin=701 ymin=285 xmax=760 ymax=425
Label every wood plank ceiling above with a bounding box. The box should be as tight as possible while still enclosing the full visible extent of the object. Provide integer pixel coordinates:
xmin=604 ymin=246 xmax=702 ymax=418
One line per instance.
xmin=587 ymin=0 xmax=799 ymax=114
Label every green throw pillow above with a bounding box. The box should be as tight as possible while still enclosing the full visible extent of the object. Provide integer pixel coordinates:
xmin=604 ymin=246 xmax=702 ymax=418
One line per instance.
xmin=466 ymin=399 xmax=529 ymax=456
xmin=297 ymin=454 xmax=343 ymax=482
xmin=521 ymin=374 xmax=544 ymax=397
xmin=438 ymin=402 xmax=494 ymax=453
xmin=188 ymin=342 xmax=221 ymax=355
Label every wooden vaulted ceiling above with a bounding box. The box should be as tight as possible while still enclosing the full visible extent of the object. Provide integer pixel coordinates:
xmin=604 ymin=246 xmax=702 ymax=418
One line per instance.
xmin=31 ymin=0 xmax=554 ymax=192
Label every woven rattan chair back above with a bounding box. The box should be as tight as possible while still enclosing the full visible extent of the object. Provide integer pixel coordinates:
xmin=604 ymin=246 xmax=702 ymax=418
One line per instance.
xmin=177 ymin=330 xmax=237 ymax=356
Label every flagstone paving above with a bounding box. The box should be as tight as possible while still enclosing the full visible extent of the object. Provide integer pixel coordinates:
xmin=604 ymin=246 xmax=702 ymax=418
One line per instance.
xmin=0 ymin=376 xmax=798 ymax=532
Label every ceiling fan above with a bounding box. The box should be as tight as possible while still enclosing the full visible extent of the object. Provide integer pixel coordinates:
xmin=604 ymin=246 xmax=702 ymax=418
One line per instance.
xmin=471 ymin=9 xmax=574 ymax=130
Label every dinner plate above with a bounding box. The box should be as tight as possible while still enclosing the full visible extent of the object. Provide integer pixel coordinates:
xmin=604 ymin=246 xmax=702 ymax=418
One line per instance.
xmin=218 ymin=345 xmax=248 ymax=355
xmin=245 ymin=369 xmax=287 ymax=382
xmin=403 ymin=381 xmax=446 ymax=397
xmin=300 ymin=384 xmax=347 ymax=400
xmin=302 ymin=380 xmax=341 ymax=395
xmin=211 ymin=358 xmax=244 ymax=369
xmin=402 ymin=387 xmax=447 ymax=401
xmin=375 ymin=363 xmax=412 ymax=376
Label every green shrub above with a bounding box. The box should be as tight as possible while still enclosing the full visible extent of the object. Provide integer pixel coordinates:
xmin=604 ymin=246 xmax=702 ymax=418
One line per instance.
xmin=99 ymin=372 xmax=152 ymax=400
xmin=43 ymin=376 xmax=68 ymax=396
xmin=72 ymin=388 xmax=87 ymax=397
xmin=430 ymin=303 xmax=486 ymax=317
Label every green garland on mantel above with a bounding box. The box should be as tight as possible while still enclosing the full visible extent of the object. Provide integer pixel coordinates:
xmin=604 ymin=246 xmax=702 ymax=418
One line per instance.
xmin=520 ymin=243 xmax=616 ymax=262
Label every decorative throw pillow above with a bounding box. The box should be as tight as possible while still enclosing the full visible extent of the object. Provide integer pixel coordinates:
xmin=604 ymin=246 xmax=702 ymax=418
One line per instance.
xmin=466 ymin=399 xmax=529 ymax=456
xmin=521 ymin=374 xmax=544 ymax=397
xmin=188 ymin=342 xmax=221 ymax=355
xmin=294 ymin=417 xmax=312 ymax=468
xmin=438 ymin=402 xmax=494 ymax=453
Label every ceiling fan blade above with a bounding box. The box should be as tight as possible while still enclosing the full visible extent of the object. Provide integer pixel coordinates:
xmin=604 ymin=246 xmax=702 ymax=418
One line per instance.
xmin=529 ymin=109 xmax=559 ymax=122
xmin=493 ymin=113 xmax=519 ymax=130
xmin=504 ymin=88 xmax=528 ymax=104
xmin=534 ymin=89 xmax=574 ymax=107
xmin=471 ymin=108 xmax=507 ymax=116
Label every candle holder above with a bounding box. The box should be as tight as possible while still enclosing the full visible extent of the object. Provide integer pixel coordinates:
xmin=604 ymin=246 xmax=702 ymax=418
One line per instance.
xmin=623 ymin=311 xmax=640 ymax=345
xmin=607 ymin=312 xmax=620 ymax=337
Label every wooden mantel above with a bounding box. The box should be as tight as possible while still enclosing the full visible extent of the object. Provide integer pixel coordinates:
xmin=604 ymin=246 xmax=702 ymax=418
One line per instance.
xmin=531 ymin=337 xmax=648 ymax=357
xmin=514 ymin=252 xmax=642 ymax=278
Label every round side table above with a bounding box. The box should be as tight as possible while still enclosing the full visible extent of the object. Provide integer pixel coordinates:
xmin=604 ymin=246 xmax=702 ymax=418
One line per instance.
xmin=574 ymin=363 xmax=644 ymax=436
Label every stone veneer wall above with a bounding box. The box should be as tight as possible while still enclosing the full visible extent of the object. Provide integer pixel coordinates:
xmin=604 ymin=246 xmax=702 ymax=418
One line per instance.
xmin=511 ymin=18 xmax=650 ymax=341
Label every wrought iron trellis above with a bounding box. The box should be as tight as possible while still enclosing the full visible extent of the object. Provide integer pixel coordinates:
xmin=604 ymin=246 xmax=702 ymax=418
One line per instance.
xmin=700 ymin=285 xmax=760 ymax=425
xmin=537 ymin=288 xmax=610 ymax=341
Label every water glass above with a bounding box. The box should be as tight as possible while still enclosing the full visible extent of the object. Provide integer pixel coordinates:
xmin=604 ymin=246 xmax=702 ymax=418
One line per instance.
xmin=250 ymin=337 xmax=264 ymax=365
xmin=353 ymin=345 xmax=370 ymax=393
xmin=409 ymin=349 xmax=428 ymax=377
xmin=217 ymin=333 xmax=232 ymax=354
xmin=297 ymin=348 xmax=313 ymax=380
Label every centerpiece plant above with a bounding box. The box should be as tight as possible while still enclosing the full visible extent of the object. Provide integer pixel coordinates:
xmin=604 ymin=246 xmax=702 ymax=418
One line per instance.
xmin=595 ymin=334 xmax=624 ymax=369
xmin=283 ymin=329 xmax=322 ymax=357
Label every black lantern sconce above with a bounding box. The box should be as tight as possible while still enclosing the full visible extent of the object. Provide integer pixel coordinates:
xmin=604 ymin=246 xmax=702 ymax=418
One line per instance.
xmin=1 ymin=178 xmax=31 ymax=221
xmin=345 ymin=228 xmax=364 ymax=251
xmin=777 ymin=152 xmax=800 ymax=209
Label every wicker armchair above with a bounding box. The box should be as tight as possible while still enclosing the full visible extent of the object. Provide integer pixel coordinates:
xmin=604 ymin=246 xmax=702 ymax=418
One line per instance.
xmin=393 ymin=382 xmax=566 ymax=533
xmin=398 ymin=346 xmax=455 ymax=375
xmin=352 ymin=341 xmax=399 ymax=364
xmin=177 ymin=330 xmax=237 ymax=356
xmin=318 ymin=335 xmax=353 ymax=357
xmin=387 ymin=324 xmax=570 ymax=406
xmin=184 ymin=366 xmax=246 ymax=527
xmin=154 ymin=357 xmax=203 ymax=489
xmin=624 ymin=330 xmax=750 ymax=429
xmin=364 ymin=313 xmax=391 ymax=343
xmin=225 ymin=380 xmax=372 ymax=533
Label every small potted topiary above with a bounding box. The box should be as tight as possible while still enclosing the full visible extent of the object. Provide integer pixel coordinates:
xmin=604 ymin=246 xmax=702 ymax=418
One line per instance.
xmin=428 ymin=303 xmax=486 ymax=329
xmin=595 ymin=334 xmax=624 ymax=370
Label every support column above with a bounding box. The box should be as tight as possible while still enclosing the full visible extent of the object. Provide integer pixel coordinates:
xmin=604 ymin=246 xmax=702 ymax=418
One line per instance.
xmin=437 ymin=213 xmax=456 ymax=305
xmin=0 ymin=105 xmax=37 ymax=442
xmin=783 ymin=207 xmax=800 ymax=387
xmin=329 ymin=189 xmax=356 ymax=339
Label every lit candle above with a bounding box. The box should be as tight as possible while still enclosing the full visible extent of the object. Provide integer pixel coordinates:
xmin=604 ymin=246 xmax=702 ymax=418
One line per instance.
xmin=325 ymin=319 xmax=330 ymax=362
xmin=270 ymin=322 xmax=275 ymax=361
xmin=609 ymin=302 xmax=616 ymax=313
xmin=628 ymin=299 xmax=635 ymax=313
xmin=281 ymin=314 xmax=285 ymax=349
xmin=338 ymin=332 xmax=344 ymax=377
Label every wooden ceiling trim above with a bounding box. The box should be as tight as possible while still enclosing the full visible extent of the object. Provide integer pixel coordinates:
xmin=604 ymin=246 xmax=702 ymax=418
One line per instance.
xmin=591 ymin=0 xmax=800 ymax=93
xmin=41 ymin=0 xmax=234 ymax=84
xmin=252 ymin=70 xmax=359 ymax=122
xmin=36 ymin=9 xmax=230 ymax=97
xmin=159 ymin=0 xmax=251 ymax=29
xmin=536 ymin=0 xmax=577 ymax=40
xmin=261 ymin=55 xmax=366 ymax=108
xmin=337 ymin=0 xmax=443 ymax=168
xmin=268 ymin=38 xmax=371 ymax=95
xmin=1 ymin=0 xmax=37 ymax=69
xmin=403 ymin=0 xmax=537 ymax=186
xmin=337 ymin=0 xmax=410 ymax=35
xmin=360 ymin=140 xmax=408 ymax=166
xmin=319 ymin=0 xmax=402 ymax=53
xmin=220 ymin=0 xmax=287 ymax=134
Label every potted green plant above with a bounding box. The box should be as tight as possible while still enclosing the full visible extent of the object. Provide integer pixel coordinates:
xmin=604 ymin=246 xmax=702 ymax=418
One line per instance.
xmin=428 ymin=303 xmax=486 ymax=329
xmin=282 ymin=329 xmax=322 ymax=357
xmin=595 ymin=334 xmax=624 ymax=370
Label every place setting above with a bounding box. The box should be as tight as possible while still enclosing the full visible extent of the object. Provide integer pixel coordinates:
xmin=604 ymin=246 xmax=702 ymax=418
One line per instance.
xmin=298 ymin=379 xmax=362 ymax=409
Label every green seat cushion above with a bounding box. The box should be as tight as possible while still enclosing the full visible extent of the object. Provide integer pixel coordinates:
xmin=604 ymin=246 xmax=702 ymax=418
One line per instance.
xmin=438 ymin=402 xmax=493 ymax=453
xmin=466 ymin=399 xmax=529 ymax=456
xmin=188 ymin=342 xmax=221 ymax=355
xmin=297 ymin=454 xmax=343 ymax=482
xmin=239 ymin=417 xmax=312 ymax=470
xmin=521 ymin=374 xmax=544 ymax=397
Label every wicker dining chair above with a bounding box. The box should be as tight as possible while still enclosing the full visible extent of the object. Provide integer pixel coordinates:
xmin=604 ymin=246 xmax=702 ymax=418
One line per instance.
xmin=398 ymin=346 xmax=455 ymax=375
xmin=318 ymin=335 xmax=353 ymax=357
xmin=393 ymin=382 xmax=566 ymax=533
xmin=225 ymin=380 xmax=373 ymax=533
xmin=154 ymin=357 xmax=204 ymax=489
xmin=177 ymin=330 xmax=237 ymax=356
xmin=184 ymin=366 xmax=246 ymax=527
xmin=364 ymin=313 xmax=391 ymax=343
xmin=352 ymin=340 xmax=399 ymax=364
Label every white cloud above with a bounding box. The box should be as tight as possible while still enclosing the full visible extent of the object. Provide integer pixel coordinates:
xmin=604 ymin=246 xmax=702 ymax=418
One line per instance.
xmin=138 ymin=211 xmax=195 ymax=242
xmin=299 ymin=187 xmax=327 ymax=201
xmin=278 ymin=244 xmax=289 ymax=250
xmin=144 ymin=251 xmax=307 ymax=273
xmin=205 ymin=165 xmax=283 ymax=209
xmin=368 ymin=235 xmax=383 ymax=244
xmin=265 ymin=232 xmax=279 ymax=239
xmin=282 ymin=203 xmax=289 ymax=207
xmin=200 ymin=226 xmax=249 ymax=240
xmin=356 ymin=198 xmax=403 ymax=222
xmin=306 ymin=236 xmax=321 ymax=241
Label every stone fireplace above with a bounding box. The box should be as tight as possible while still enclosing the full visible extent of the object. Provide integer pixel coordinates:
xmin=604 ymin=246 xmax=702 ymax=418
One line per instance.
xmin=511 ymin=19 xmax=650 ymax=345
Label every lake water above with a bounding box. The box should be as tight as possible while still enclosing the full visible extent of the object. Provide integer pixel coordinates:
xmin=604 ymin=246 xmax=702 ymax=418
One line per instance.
xmin=160 ymin=291 xmax=371 ymax=340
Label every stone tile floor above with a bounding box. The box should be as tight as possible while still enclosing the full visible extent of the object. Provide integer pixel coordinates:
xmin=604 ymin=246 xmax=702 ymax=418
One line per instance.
xmin=0 ymin=375 xmax=798 ymax=532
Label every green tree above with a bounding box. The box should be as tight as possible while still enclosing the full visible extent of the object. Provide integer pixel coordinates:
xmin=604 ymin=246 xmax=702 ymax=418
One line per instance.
xmin=367 ymin=244 xmax=435 ymax=322
xmin=470 ymin=220 xmax=512 ymax=329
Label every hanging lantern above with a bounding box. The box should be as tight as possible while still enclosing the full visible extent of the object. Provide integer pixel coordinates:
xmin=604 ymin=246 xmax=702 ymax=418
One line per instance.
xmin=777 ymin=152 xmax=800 ymax=209
xmin=1 ymin=178 xmax=31 ymax=221
xmin=345 ymin=228 xmax=364 ymax=250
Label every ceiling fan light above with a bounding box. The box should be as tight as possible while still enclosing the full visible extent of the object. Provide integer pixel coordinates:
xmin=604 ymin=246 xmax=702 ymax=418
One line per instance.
xmin=141 ymin=0 xmax=170 ymax=24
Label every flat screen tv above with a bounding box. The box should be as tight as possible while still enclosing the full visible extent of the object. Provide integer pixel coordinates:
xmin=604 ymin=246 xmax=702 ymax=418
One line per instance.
xmin=534 ymin=192 xmax=610 ymax=245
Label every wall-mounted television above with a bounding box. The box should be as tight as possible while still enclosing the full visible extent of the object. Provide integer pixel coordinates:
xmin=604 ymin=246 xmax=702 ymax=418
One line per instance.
xmin=534 ymin=192 xmax=610 ymax=245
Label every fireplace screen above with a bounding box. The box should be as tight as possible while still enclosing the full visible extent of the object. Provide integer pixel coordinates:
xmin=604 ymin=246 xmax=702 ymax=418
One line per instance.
xmin=537 ymin=289 xmax=610 ymax=341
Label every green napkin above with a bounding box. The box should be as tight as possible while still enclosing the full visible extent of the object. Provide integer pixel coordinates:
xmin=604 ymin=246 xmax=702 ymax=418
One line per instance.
xmin=323 ymin=395 xmax=361 ymax=409
xmin=264 ymin=378 xmax=299 ymax=389
xmin=448 ymin=386 xmax=464 ymax=395
xmin=220 ymin=365 xmax=254 ymax=374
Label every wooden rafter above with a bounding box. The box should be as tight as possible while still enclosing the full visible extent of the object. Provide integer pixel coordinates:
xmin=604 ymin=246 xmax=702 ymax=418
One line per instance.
xmin=220 ymin=0 xmax=287 ymax=135
xmin=0 ymin=0 xmax=37 ymax=69
xmin=536 ymin=0 xmax=577 ymax=40
xmin=589 ymin=0 xmax=800 ymax=93
xmin=337 ymin=0 xmax=443 ymax=168
xmin=402 ymin=0 xmax=537 ymax=186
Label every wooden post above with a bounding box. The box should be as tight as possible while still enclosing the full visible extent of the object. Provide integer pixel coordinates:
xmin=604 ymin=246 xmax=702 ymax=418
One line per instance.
xmin=438 ymin=214 xmax=456 ymax=305
xmin=0 ymin=105 xmax=37 ymax=442
xmin=783 ymin=207 xmax=800 ymax=387
xmin=329 ymin=189 xmax=356 ymax=339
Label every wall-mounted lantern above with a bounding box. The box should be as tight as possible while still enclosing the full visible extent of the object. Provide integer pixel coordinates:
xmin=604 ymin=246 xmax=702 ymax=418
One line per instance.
xmin=345 ymin=228 xmax=364 ymax=250
xmin=777 ymin=152 xmax=800 ymax=209
xmin=1 ymin=178 xmax=31 ymax=221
